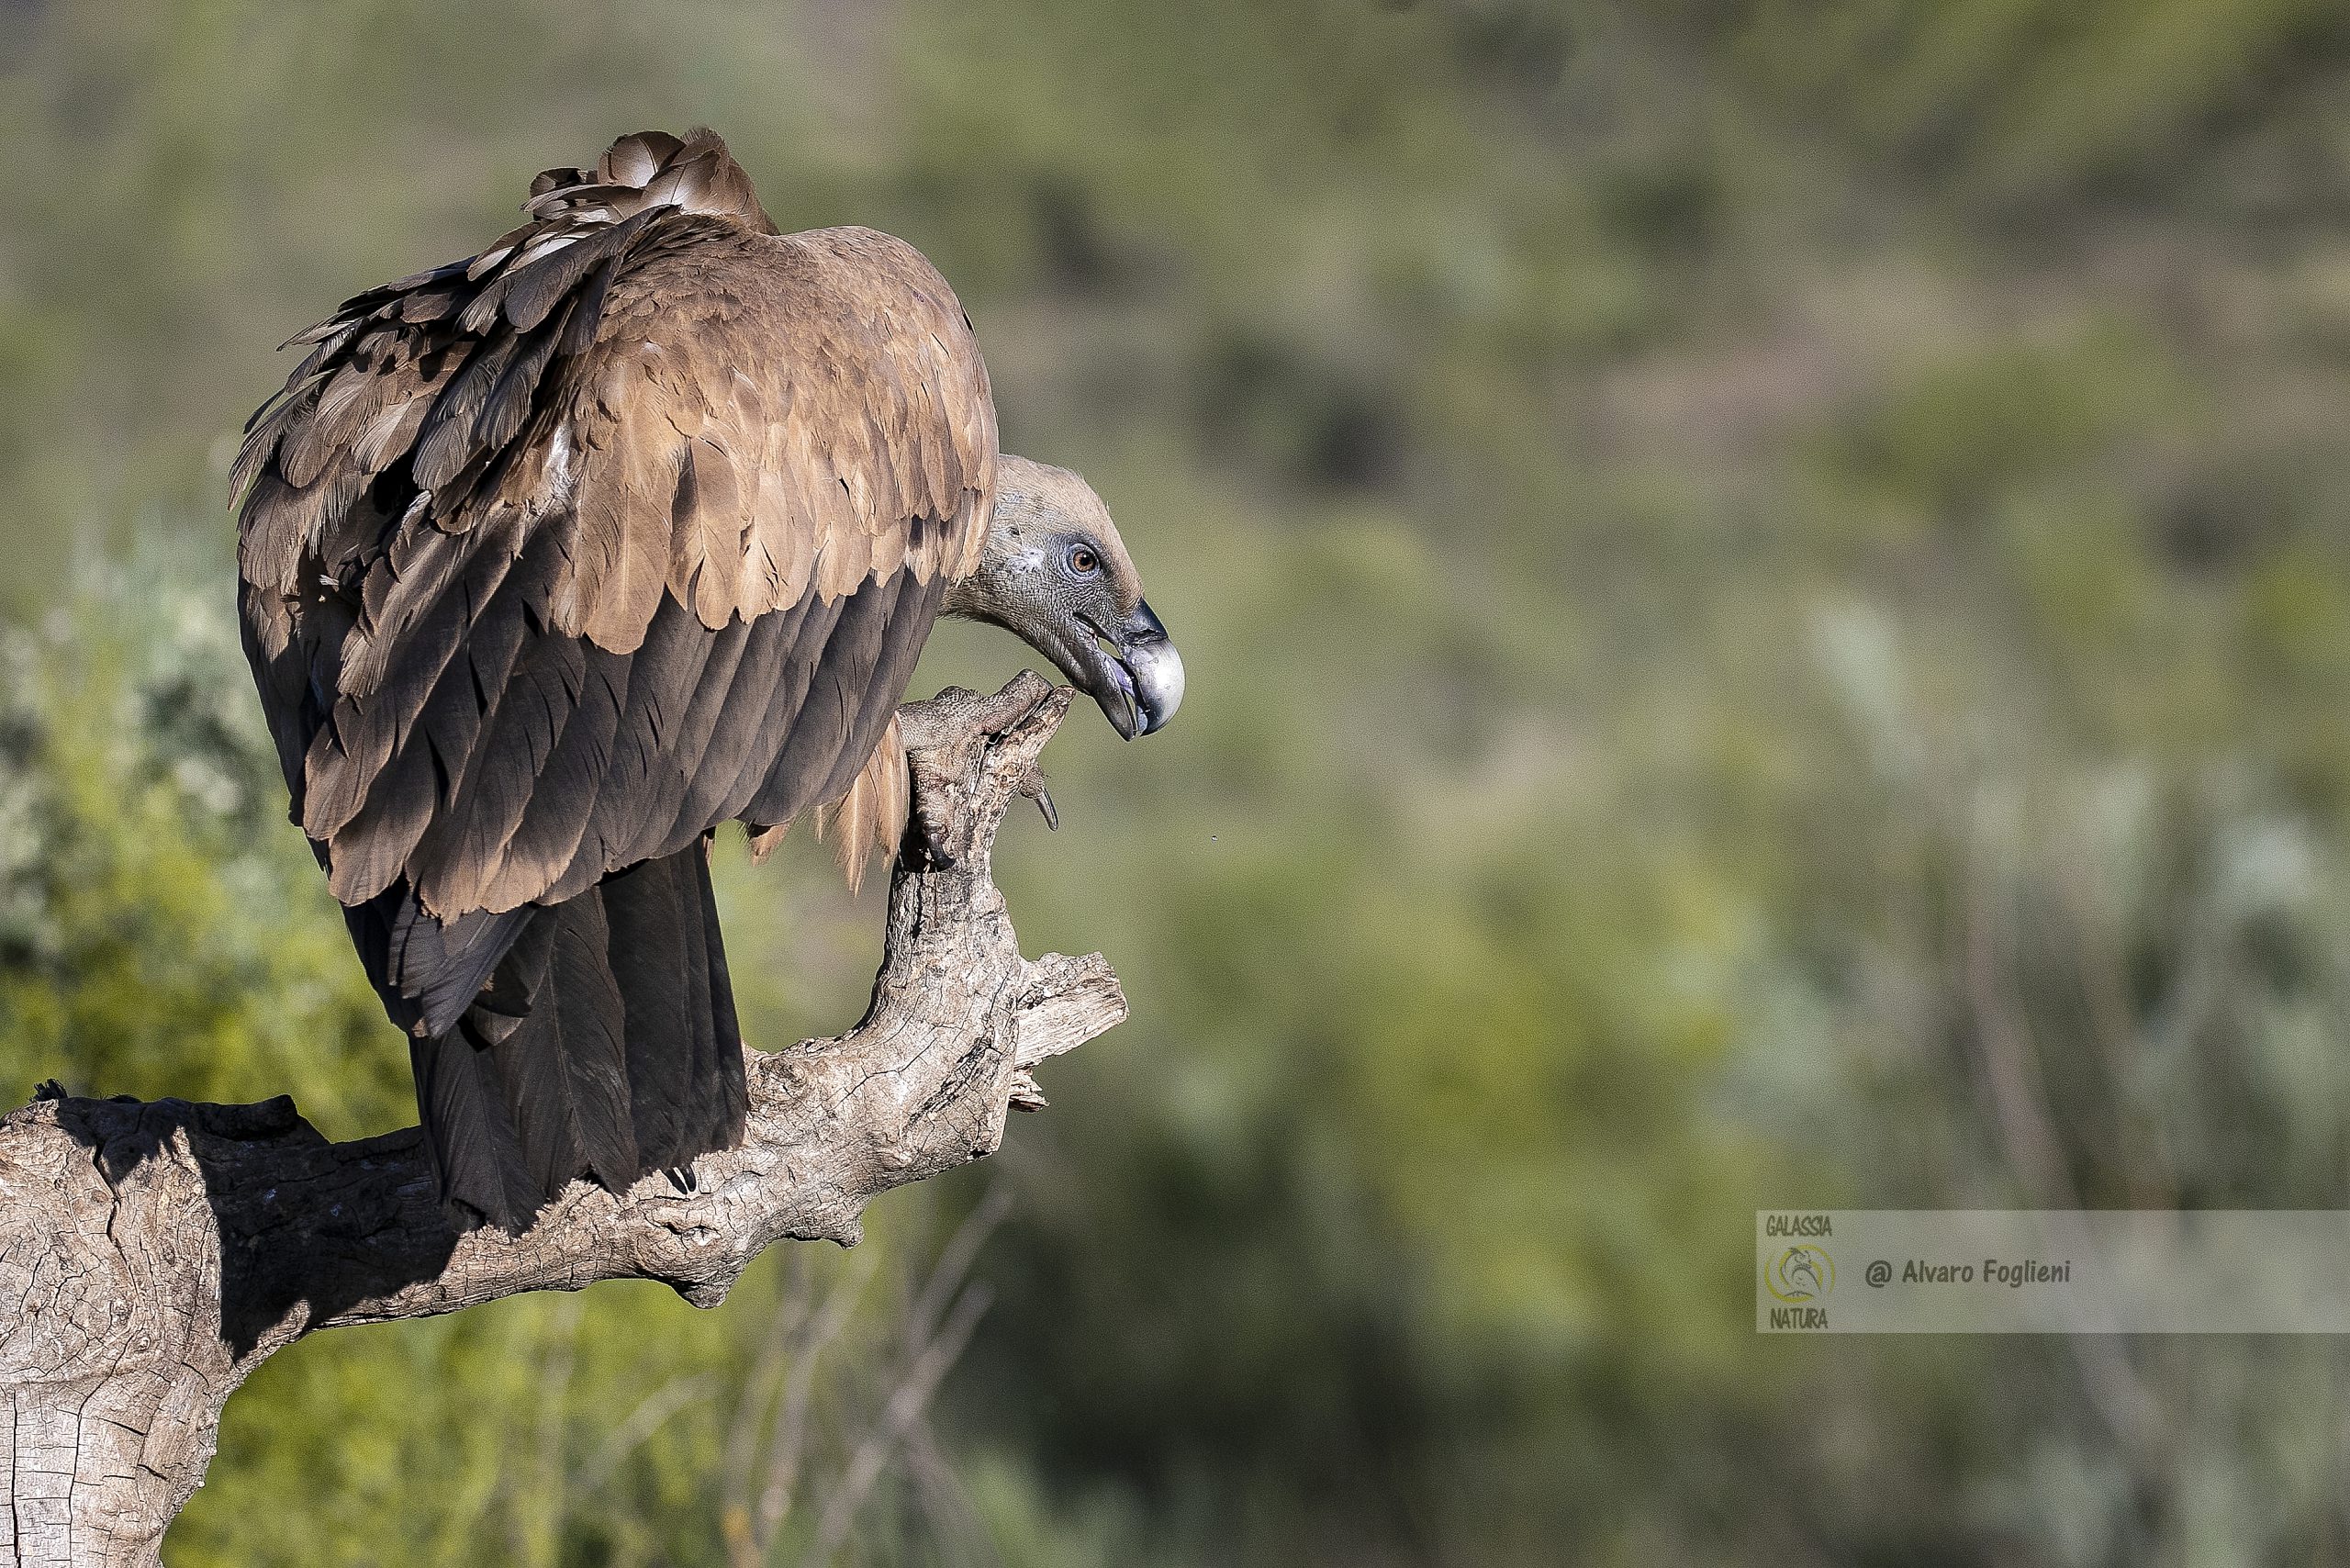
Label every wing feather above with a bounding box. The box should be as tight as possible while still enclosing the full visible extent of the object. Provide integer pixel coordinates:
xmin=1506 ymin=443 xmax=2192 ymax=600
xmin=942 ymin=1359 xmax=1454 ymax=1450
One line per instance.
xmin=605 ymin=609 xmax=765 ymax=868
xmin=663 ymin=594 xmax=810 ymax=850
xmin=406 ymin=628 xmax=588 ymax=914
xmin=236 ymin=129 xmax=997 ymax=1025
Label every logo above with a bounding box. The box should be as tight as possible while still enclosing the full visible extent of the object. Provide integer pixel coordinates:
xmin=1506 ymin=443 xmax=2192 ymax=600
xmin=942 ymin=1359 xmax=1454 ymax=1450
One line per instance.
xmin=1764 ymin=1213 xmax=1833 ymax=1237
xmin=1764 ymin=1245 xmax=1835 ymax=1303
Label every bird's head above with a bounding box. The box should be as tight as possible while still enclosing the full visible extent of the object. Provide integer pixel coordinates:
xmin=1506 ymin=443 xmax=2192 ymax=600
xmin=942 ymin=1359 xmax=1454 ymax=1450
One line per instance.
xmin=944 ymin=455 xmax=1184 ymax=738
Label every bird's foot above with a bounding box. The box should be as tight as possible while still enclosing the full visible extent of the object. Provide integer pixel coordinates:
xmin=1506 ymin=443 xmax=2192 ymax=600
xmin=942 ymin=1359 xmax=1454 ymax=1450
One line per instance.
xmin=895 ymin=671 xmax=1072 ymax=872
xmin=1023 ymin=769 xmax=1059 ymax=831
xmin=904 ymin=813 xmax=957 ymax=873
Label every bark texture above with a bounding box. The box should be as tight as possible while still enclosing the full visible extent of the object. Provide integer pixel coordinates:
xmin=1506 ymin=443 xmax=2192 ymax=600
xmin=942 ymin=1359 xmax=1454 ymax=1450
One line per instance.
xmin=0 ymin=674 xmax=1122 ymax=1568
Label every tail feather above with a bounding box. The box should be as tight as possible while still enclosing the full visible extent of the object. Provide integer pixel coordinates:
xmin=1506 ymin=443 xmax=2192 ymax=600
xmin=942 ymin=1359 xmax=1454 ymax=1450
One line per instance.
xmin=412 ymin=839 xmax=748 ymax=1230
xmin=698 ymin=845 xmax=749 ymax=1141
xmin=603 ymin=846 xmax=747 ymax=1172
xmin=477 ymin=889 xmax=639 ymax=1198
xmin=409 ymin=1033 xmax=541 ymax=1231
xmin=604 ymin=862 xmax=696 ymax=1172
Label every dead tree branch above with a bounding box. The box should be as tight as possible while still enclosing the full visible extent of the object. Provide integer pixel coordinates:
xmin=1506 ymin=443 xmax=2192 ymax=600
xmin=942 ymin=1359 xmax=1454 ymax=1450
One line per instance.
xmin=0 ymin=673 xmax=1124 ymax=1568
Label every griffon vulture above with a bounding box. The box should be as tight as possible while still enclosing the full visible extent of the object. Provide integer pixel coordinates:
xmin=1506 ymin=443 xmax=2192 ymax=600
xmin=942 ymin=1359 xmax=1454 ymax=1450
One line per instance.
xmin=234 ymin=129 xmax=1183 ymax=1230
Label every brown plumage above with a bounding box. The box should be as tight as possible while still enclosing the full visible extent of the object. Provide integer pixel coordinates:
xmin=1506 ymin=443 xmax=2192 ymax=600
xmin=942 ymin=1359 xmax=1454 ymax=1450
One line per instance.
xmin=241 ymin=129 xmax=993 ymax=911
xmin=236 ymin=129 xmax=997 ymax=1228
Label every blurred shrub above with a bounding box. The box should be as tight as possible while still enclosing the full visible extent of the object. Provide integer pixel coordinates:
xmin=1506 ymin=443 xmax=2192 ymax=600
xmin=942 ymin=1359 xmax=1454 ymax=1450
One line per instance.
xmin=0 ymin=543 xmax=398 ymax=1125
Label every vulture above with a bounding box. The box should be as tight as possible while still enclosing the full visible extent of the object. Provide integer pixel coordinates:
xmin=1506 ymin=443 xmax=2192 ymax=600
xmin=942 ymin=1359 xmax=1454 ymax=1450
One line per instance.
xmin=234 ymin=129 xmax=1183 ymax=1230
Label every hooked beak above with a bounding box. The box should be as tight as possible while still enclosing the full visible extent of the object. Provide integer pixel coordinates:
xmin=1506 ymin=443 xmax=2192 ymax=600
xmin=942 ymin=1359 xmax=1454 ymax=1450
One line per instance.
xmin=1080 ymin=599 xmax=1185 ymax=739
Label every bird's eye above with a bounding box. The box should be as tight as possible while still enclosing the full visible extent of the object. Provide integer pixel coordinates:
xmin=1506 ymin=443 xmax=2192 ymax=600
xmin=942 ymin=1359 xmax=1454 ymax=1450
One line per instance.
xmin=1067 ymin=543 xmax=1100 ymax=577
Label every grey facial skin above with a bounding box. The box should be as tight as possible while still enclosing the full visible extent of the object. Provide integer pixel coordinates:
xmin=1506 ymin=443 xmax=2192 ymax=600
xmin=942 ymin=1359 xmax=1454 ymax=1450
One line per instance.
xmin=943 ymin=455 xmax=1184 ymax=739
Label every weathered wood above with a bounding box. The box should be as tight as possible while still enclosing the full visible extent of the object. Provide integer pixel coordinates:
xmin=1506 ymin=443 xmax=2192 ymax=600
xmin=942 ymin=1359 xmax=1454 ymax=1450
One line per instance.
xmin=0 ymin=674 xmax=1122 ymax=1568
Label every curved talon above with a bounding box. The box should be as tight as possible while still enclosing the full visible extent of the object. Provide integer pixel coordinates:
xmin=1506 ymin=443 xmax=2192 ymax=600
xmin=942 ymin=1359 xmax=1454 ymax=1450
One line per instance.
xmin=906 ymin=813 xmax=958 ymax=872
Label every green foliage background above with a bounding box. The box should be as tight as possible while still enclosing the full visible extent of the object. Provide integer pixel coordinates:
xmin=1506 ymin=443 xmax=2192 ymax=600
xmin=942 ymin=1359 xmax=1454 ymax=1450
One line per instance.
xmin=10 ymin=0 xmax=2350 ymax=1562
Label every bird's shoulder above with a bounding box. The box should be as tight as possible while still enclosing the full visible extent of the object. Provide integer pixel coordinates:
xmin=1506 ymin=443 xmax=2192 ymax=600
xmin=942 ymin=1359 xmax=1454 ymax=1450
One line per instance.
xmin=238 ymin=195 xmax=994 ymax=655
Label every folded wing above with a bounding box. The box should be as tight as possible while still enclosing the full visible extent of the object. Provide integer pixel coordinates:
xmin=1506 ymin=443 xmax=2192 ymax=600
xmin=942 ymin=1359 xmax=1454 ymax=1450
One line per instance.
xmin=235 ymin=129 xmax=995 ymax=1030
